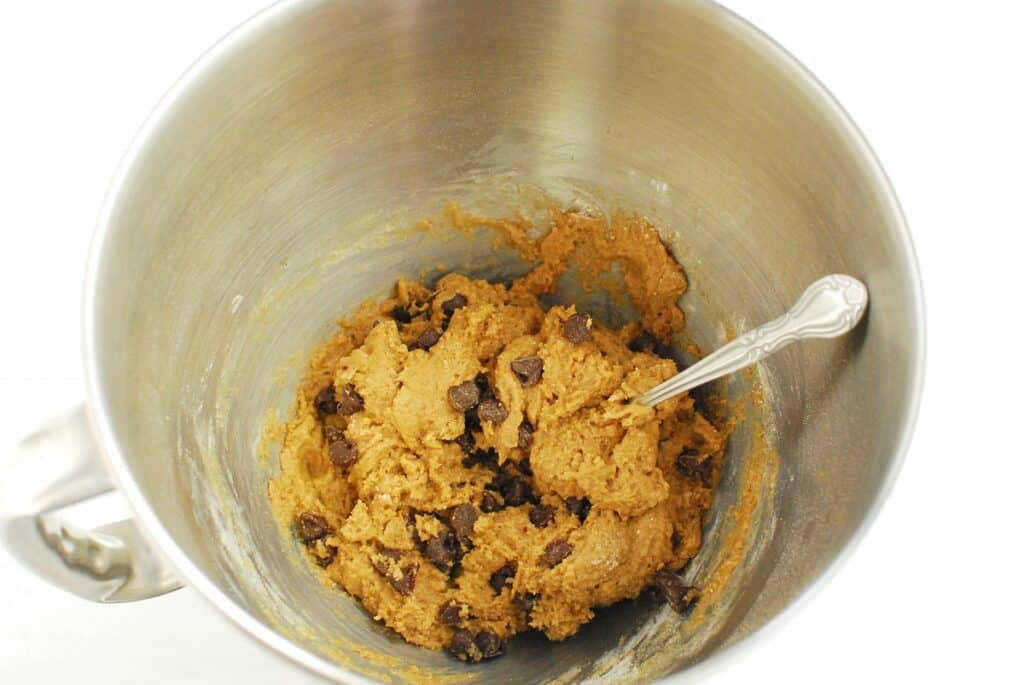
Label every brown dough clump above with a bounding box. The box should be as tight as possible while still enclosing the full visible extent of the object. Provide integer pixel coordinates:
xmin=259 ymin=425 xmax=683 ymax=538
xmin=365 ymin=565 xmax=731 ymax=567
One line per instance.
xmin=269 ymin=210 xmax=726 ymax=660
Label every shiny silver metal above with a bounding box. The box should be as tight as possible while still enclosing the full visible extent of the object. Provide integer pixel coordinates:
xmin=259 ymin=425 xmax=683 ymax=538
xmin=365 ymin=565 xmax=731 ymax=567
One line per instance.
xmin=3 ymin=0 xmax=924 ymax=683
xmin=636 ymin=275 xmax=869 ymax=407
xmin=0 ymin=406 xmax=182 ymax=602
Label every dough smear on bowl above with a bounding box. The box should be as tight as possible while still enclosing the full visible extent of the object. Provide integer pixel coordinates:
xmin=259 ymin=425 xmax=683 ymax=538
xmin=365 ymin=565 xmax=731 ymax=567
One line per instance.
xmin=269 ymin=210 xmax=726 ymax=662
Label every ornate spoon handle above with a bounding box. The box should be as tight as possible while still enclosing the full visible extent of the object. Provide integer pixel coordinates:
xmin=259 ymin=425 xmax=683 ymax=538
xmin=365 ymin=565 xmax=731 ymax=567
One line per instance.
xmin=634 ymin=275 xmax=869 ymax=407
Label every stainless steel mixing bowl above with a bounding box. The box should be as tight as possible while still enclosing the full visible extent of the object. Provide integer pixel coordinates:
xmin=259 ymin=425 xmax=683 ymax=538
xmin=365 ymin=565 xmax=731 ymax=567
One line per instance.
xmin=2 ymin=1 xmax=924 ymax=682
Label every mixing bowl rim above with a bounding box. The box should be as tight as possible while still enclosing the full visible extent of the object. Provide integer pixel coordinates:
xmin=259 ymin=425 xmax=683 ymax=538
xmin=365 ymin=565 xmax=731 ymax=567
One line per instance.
xmin=81 ymin=1 xmax=927 ymax=682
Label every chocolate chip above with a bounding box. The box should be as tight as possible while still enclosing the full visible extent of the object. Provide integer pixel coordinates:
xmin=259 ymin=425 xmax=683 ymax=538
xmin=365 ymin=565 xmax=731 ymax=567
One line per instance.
xmin=679 ymin=447 xmax=700 ymax=459
xmin=372 ymin=548 xmax=418 ymax=595
xmin=518 ymin=456 xmax=533 ymax=476
xmin=370 ymin=549 xmax=397 ymax=578
xmin=449 ymin=562 xmax=464 ymax=581
xmin=314 ymin=385 xmax=338 ymax=417
xmin=464 ymin=395 xmax=483 ymax=427
xmin=454 ymin=429 xmax=475 ymax=454
xmin=414 ymin=327 xmax=441 ymax=351
xmin=296 ymin=513 xmax=331 ymax=544
xmin=374 ymin=548 xmax=402 ymax=565
xmin=477 ymin=398 xmax=508 ymax=423
xmin=565 ymin=497 xmax=591 ymax=523
xmin=390 ymin=305 xmax=413 ymax=324
xmin=314 ymin=545 xmax=338 ymax=567
xmin=441 ymin=293 xmax=469 ymax=317
xmin=499 ymin=477 xmax=534 ymax=507
xmin=337 ymin=383 xmax=364 ymax=415
xmin=449 ymin=504 xmax=479 ymax=542
xmin=676 ymin=449 xmax=712 ymax=483
xmin=463 ymin=447 xmax=499 ymax=470
xmin=510 ymin=356 xmax=544 ymax=387
xmin=529 ymin=505 xmax=554 ymax=528
xmin=326 ymin=431 xmax=358 ymax=469
xmin=391 ymin=564 xmax=417 ymax=595
xmin=439 ymin=600 xmax=468 ymax=627
xmin=464 ymin=405 xmax=482 ymax=433
xmin=628 ymin=330 xmax=658 ymax=353
xmin=543 ymin=540 xmax=572 ymax=567
xmin=474 ymin=630 xmax=504 ymax=659
xmin=513 ymin=592 xmax=540 ymax=616
xmin=517 ymin=420 xmax=534 ymax=450
xmin=424 ymin=530 xmax=461 ymax=573
xmin=480 ymin=491 xmax=503 ymax=513
xmin=652 ymin=570 xmax=700 ymax=614
xmin=489 ymin=561 xmax=517 ymax=594
xmin=474 ymin=372 xmax=494 ymax=400
xmin=449 ymin=380 xmax=481 ymax=412
xmin=449 ymin=629 xmax=480 ymax=662
xmin=563 ymin=313 xmax=592 ymax=343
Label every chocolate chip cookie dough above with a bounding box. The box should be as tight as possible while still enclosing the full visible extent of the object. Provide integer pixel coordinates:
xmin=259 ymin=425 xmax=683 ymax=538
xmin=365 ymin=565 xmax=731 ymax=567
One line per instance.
xmin=269 ymin=210 xmax=726 ymax=662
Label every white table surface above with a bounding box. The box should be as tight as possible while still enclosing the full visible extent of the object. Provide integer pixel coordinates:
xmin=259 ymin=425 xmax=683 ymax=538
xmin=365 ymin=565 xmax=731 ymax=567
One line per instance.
xmin=2 ymin=1 xmax=1022 ymax=683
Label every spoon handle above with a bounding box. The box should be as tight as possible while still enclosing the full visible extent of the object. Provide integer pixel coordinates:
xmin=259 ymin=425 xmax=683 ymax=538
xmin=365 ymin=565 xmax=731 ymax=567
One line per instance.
xmin=634 ymin=274 xmax=869 ymax=407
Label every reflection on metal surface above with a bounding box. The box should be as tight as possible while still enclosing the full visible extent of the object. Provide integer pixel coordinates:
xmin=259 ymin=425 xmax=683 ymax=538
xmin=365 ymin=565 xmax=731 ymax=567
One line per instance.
xmin=0 ymin=407 xmax=182 ymax=603
xmin=38 ymin=516 xmax=131 ymax=578
xmin=68 ymin=0 xmax=924 ymax=681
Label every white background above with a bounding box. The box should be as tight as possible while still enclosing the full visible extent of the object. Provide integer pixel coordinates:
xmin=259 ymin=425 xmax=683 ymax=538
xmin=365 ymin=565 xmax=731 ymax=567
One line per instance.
xmin=1 ymin=1 xmax=1021 ymax=683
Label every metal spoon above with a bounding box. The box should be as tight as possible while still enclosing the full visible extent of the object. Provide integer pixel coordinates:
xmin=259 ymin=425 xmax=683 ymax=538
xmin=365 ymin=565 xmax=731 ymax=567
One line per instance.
xmin=634 ymin=274 xmax=869 ymax=407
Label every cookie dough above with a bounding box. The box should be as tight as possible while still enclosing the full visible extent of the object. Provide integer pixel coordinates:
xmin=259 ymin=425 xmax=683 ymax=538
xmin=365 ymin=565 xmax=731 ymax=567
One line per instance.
xmin=269 ymin=210 xmax=726 ymax=661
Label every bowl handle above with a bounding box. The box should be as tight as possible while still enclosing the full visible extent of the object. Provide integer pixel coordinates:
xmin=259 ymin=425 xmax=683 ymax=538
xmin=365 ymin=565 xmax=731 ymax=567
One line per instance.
xmin=0 ymin=405 xmax=182 ymax=602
